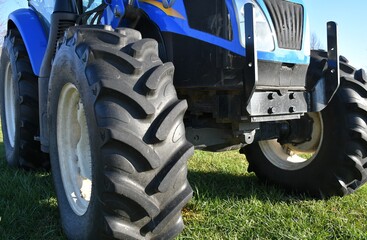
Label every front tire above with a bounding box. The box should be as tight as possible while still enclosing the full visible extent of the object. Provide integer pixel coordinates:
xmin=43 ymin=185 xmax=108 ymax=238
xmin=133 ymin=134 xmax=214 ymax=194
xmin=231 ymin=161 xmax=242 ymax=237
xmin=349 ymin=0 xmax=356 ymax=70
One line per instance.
xmin=48 ymin=26 xmax=193 ymax=239
xmin=243 ymin=52 xmax=367 ymax=198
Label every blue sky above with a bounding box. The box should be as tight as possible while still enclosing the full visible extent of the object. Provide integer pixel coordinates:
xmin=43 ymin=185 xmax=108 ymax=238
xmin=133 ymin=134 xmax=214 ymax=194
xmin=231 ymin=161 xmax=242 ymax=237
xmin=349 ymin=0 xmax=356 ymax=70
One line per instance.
xmin=1 ymin=0 xmax=366 ymax=69
xmin=0 ymin=1 xmax=27 ymax=45
xmin=304 ymin=0 xmax=367 ymax=69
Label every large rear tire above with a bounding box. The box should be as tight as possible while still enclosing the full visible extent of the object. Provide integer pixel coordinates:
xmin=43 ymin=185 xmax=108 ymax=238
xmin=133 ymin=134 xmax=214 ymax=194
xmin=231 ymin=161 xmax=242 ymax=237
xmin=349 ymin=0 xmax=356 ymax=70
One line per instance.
xmin=243 ymin=51 xmax=367 ymax=198
xmin=48 ymin=26 xmax=193 ymax=239
xmin=0 ymin=28 xmax=46 ymax=169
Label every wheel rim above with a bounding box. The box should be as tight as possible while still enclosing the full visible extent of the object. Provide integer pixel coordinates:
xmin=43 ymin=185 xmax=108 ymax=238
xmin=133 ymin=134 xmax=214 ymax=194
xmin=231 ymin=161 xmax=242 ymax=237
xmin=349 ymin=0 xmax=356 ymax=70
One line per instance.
xmin=57 ymin=83 xmax=92 ymax=216
xmin=259 ymin=113 xmax=323 ymax=170
xmin=4 ymin=62 xmax=16 ymax=147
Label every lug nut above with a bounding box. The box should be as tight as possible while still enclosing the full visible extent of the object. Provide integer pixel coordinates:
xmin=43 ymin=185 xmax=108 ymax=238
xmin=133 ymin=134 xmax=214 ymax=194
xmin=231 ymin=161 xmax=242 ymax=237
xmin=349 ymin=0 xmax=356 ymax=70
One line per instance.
xmin=268 ymin=107 xmax=275 ymax=114
xmin=268 ymin=93 xmax=274 ymax=100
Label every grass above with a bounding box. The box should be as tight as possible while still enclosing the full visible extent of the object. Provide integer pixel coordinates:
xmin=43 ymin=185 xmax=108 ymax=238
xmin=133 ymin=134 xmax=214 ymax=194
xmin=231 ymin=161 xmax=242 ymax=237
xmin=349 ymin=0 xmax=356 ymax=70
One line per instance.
xmin=0 ymin=138 xmax=64 ymax=239
xmin=180 ymin=151 xmax=367 ymax=239
xmin=1 ymin=137 xmax=367 ymax=239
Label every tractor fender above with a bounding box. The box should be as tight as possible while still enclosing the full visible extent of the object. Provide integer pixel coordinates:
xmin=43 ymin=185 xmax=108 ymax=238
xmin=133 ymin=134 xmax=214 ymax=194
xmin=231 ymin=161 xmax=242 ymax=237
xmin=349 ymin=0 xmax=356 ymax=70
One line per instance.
xmin=8 ymin=8 xmax=48 ymax=76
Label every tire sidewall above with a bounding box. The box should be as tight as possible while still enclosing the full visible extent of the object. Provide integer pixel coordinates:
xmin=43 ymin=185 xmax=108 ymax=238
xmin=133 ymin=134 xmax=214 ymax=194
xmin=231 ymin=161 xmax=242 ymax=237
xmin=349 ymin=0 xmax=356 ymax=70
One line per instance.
xmin=0 ymin=38 xmax=21 ymax=167
xmin=48 ymin=44 xmax=103 ymax=239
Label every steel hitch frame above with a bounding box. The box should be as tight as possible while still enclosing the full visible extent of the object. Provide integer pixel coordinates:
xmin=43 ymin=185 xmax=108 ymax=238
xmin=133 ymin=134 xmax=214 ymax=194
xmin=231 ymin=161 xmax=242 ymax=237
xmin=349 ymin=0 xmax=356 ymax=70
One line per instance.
xmin=242 ymin=3 xmax=340 ymax=122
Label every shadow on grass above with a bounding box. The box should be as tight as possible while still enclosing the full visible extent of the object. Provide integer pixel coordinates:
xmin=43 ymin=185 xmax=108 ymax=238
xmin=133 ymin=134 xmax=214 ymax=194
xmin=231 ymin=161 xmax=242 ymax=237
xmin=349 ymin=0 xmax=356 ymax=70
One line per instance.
xmin=0 ymin=142 xmax=66 ymax=239
xmin=0 ymin=137 xmax=308 ymax=239
xmin=187 ymin=170 xmax=310 ymax=203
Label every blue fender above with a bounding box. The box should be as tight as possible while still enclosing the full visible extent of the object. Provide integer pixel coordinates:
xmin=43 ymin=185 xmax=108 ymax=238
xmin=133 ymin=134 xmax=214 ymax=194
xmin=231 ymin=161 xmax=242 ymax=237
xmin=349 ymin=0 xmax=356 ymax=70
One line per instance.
xmin=8 ymin=8 xmax=48 ymax=76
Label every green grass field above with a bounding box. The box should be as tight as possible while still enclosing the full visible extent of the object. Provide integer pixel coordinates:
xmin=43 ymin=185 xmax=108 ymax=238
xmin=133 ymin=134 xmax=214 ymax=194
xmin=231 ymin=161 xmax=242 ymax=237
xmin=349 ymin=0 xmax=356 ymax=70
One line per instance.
xmin=1 ymin=132 xmax=367 ymax=239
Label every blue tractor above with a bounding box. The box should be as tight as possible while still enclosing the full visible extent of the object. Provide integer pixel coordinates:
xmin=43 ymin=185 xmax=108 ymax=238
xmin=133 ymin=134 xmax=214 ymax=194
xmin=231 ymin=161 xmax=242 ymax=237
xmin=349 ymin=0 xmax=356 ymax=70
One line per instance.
xmin=1 ymin=0 xmax=367 ymax=239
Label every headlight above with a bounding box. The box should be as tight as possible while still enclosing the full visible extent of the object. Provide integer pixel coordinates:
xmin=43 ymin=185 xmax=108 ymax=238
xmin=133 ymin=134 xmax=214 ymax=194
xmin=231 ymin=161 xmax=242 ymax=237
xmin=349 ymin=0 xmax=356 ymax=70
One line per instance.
xmin=234 ymin=0 xmax=275 ymax=52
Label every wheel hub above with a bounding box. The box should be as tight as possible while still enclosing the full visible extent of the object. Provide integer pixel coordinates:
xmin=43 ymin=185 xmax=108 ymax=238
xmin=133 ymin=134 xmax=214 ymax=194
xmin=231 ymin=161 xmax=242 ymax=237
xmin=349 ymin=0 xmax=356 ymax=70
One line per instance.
xmin=259 ymin=113 xmax=323 ymax=170
xmin=4 ymin=62 xmax=16 ymax=147
xmin=57 ymin=83 xmax=92 ymax=216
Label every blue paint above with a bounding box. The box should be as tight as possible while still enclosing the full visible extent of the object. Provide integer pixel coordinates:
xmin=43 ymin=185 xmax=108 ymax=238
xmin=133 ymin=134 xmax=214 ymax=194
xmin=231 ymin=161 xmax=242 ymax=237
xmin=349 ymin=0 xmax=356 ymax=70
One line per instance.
xmin=104 ymin=0 xmax=310 ymax=64
xmin=102 ymin=0 xmax=126 ymax=27
xmin=6 ymin=0 xmax=310 ymax=76
xmin=9 ymin=8 xmax=48 ymax=76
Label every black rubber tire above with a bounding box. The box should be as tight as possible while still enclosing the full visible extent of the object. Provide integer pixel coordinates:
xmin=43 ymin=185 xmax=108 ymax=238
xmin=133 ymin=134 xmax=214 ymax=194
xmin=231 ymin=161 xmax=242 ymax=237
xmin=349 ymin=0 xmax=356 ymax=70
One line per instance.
xmin=242 ymin=51 xmax=367 ymax=198
xmin=48 ymin=26 xmax=193 ymax=239
xmin=0 ymin=28 xmax=46 ymax=169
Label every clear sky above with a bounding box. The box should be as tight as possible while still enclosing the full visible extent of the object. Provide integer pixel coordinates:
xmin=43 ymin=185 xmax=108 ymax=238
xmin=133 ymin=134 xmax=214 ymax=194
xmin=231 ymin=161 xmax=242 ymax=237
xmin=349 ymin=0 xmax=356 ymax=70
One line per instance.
xmin=1 ymin=0 xmax=366 ymax=69
xmin=303 ymin=0 xmax=367 ymax=69
xmin=0 ymin=1 xmax=27 ymax=45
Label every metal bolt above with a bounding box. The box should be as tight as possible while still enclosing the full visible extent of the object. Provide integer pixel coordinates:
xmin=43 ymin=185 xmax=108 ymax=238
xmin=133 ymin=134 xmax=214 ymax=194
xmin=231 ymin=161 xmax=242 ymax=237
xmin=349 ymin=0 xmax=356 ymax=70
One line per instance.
xmin=268 ymin=93 xmax=274 ymax=100
xmin=114 ymin=6 xmax=122 ymax=17
xmin=289 ymin=93 xmax=295 ymax=100
xmin=289 ymin=106 xmax=296 ymax=113
xmin=268 ymin=107 xmax=275 ymax=114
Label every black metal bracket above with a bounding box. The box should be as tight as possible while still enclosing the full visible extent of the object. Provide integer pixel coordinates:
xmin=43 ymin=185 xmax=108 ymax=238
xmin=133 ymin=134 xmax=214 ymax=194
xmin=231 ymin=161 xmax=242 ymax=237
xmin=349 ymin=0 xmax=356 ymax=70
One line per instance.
xmin=311 ymin=21 xmax=340 ymax=112
xmin=242 ymin=3 xmax=305 ymax=122
xmin=242 ymin=8 xmax=339 ymax=120
xmin=243 ymin=3 xmax=258 ymax=105
xmin=39 ymin=0 xmax=78 ymax=152
xmin=326 ymin=21 xmax=340 ymax=101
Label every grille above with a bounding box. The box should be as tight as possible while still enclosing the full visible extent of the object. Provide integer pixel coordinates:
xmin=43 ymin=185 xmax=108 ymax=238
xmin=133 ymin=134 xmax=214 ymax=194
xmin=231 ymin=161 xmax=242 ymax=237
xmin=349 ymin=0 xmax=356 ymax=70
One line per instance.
xmin=57 ymin=20 xmax=76 ymax=41
xmin=264 ymin=0 xmax=304 ymax=50
xmin=53 ymin=20 xmax=76 ymax=55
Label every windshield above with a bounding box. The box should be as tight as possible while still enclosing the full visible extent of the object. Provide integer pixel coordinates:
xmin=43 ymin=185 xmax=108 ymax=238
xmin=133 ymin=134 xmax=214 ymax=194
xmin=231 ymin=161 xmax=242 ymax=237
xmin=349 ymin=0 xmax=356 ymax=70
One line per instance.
xmin=29 ymin=0 xmax=102 ymax=23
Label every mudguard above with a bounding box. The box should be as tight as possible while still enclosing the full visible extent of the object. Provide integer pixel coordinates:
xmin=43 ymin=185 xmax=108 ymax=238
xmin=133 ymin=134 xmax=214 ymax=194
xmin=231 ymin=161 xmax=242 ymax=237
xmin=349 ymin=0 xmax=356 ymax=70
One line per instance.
xmin=8 ymin=8 xmax=48 ymax=76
